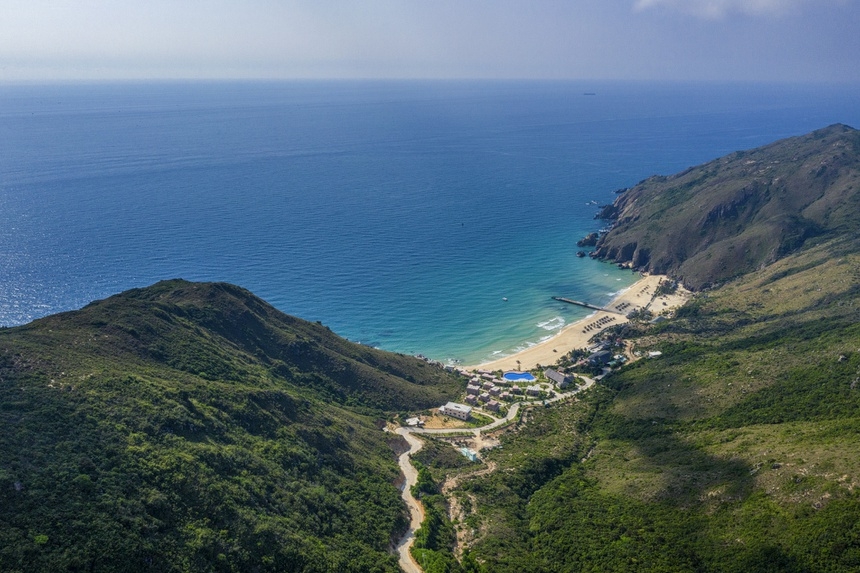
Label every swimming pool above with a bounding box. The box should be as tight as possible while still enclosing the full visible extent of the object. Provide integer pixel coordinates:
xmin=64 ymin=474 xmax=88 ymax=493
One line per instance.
xmin=503 ymin=371 xmax=536 ymax=382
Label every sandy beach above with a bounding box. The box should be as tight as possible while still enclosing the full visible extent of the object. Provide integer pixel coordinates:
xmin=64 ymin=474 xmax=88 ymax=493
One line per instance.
xmin=471 ymin=274 xmax=690 ymax=372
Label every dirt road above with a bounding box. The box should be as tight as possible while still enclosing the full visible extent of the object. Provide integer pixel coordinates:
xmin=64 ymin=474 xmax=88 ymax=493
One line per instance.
xmin=392 ymin=375 xmax=595 ymax=571
xmin=394 ymin=428 xmax=426 ymax=573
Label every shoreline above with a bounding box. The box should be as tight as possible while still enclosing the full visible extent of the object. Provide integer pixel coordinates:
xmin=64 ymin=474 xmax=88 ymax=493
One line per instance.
xmin=469 ymin=274 xmax=690 ymax=372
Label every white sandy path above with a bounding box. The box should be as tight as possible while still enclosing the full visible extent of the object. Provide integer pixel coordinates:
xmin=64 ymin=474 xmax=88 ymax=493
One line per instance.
xmin=394 ymin=428 xmax=426 ymax=573
xmin=471 ymin=274 xmax=690 ymax=372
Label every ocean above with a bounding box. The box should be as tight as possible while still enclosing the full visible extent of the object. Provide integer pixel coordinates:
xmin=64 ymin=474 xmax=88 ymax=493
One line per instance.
xmin=1 ymin=80 xmax=858 ymax=365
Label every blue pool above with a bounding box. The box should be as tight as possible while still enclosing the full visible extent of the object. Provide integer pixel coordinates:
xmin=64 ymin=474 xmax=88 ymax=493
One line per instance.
xmin=503 ymin=372 xmax=536 ymax=382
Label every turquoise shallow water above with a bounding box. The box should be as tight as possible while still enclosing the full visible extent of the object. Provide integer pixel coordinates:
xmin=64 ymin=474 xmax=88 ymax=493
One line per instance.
xmin=1 ymin=81 xmax=858 ymax=364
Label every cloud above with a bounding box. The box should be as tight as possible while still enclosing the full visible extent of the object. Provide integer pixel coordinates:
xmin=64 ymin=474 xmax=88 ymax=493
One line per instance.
xmin=633 ymin=0 xmax=827 ymax=19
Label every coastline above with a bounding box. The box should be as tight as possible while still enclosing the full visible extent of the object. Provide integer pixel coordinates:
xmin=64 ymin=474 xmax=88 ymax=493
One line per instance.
xmin=470 ymin=274 xmax=690 ymax=372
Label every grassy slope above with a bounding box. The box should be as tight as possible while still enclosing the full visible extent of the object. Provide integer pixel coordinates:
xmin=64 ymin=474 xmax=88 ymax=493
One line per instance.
xmin=0 ymin=280 xmax=463 ymax=573
xmin=595 ymin=124 xmax=860 ymax=289
xmin=454 ymin=223 xmax=860 ymax=567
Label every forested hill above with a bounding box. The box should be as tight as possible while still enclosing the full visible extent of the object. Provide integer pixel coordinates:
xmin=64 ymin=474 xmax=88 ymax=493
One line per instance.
xmin=0 ymin=280 xmax=462 ymax=572
xmin=438 ymin=127 xmax=860 ymax=572
xmin=594 ymin=124 xmax=860 ymax=289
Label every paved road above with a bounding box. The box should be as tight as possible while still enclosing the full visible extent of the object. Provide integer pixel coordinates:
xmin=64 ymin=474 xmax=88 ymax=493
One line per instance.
xmin=392 ymin=375 xmax=594 ymax=572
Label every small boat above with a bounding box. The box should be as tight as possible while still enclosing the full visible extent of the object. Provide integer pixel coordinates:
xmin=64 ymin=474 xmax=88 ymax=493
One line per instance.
xmin=502 ymin=297 xmax=508 ymax=302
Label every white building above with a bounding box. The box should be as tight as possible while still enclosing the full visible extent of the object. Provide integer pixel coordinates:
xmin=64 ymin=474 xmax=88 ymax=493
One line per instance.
xmin=440 ymin=402 xmax=472 ymax=420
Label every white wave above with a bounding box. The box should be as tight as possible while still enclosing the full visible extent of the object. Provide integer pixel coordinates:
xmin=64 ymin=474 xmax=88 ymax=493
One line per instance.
xmin=537 ymin=316 xmax=565 ymax=331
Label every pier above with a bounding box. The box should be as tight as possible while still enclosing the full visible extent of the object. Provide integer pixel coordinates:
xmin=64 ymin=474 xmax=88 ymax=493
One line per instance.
xmin=552 ymin=297 xmax=626 ymax=315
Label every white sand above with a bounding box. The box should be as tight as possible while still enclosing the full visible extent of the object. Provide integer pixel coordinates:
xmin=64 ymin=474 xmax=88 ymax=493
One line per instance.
xmin=470 ymin=274 xmax=690 ymax=372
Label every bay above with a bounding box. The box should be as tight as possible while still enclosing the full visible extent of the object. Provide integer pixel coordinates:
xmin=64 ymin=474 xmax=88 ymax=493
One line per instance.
xmin=1 ymin=80 xmax=857 ymax=364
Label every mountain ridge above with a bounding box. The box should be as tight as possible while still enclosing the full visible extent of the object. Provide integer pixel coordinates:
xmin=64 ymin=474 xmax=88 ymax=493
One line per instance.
xmin=593 ymin=123 xmax=860 ymax=289
xmin=0 ymin=279 xmax=462 ymax=572
xmin=5 ymin=124 xmax=860 ymax=572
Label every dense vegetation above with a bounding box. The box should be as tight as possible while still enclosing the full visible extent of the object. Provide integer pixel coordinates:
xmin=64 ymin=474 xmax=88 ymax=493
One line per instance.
xmin=444 ymin=126 xmax=860 ymax=571
xmin=595 ymin=123 xmax=860 ymax=289
xmin=451 ymin=245 xmax=860 ymax=571
xmin=0 ymin=280 xmax=463 ymax=572
xmin=409 ymin=461 xmax=463 ymax=573
xmin=5 ymin=125 xmax=860 ymax=572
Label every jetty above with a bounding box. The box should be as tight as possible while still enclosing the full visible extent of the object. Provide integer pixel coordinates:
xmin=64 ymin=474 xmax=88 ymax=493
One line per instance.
xmin=552 ymin=297 xmax=626 ymax=315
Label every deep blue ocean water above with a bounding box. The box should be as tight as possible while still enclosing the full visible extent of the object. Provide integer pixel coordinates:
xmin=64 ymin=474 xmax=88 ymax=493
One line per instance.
xmin=1 ymin=81 xmax=858 ymax=364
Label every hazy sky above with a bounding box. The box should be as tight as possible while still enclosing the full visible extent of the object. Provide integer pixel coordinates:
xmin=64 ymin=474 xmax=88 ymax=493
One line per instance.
xmin=1 ymin=0 xmax=858 ymax=82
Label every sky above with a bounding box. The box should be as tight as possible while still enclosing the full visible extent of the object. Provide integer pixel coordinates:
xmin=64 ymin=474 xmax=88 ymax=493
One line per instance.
xmin=1 ymin=0 xmax=858 ymax=82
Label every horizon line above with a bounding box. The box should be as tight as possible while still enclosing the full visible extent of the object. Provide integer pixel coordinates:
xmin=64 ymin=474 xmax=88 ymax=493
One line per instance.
xmin=3 ymin=77 xmax=860 ymax=87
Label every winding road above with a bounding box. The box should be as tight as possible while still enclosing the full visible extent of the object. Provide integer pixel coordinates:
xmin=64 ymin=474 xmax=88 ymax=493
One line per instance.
xmin=393 ymin=376 xmax=595 ymax=572
xmin=394 ymin=428 xmax=427 ymax=573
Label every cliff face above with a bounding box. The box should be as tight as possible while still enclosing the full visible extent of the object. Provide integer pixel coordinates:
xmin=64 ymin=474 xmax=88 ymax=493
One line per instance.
xmin=593 ymin=124 xmax=860 ymax=289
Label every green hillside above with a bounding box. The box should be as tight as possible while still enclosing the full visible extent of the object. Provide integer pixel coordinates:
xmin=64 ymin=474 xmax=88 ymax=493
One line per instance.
xmin=0 ymin=280 xmax=462 ymax=572
xmin=594 ymin=123 xmax=860 ymax=289
xmin=5 ymin=124 xmax=860 ymax=572
xmin=458 ymin=244 xmax=860 ymax=571
xmin=444 ymin=127 xmax=860 ymax=571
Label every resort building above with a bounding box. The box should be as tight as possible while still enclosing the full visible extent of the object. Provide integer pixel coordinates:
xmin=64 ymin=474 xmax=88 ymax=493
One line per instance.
xmin=544 ymin=368 xmax=573 ymax=389
xmin=489 ymin=387 xmax=501 ymax=396
xmin=588 ymin=350 xmax=612 ymax=366
xmin=526 ymin=386 xmax=542 ymax=396
xmin=440 ymin=402 xmax=472 ymax=420
xmin=482 ymin=381 xmax=495 ymax=390
xmin=478 ymin=392 xmax=491 ymax=403
xmin=466 ymin=384 xmax=481 ymax=395
xmin=464 ymin=395 xmax=478 ymax=405
xmin=486 ymin=400 xmax=501 ymax=412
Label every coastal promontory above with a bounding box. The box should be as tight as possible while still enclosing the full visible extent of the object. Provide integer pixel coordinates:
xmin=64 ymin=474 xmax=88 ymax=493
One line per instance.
xmin=593 ymin=123 xmax=860 ymax=289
